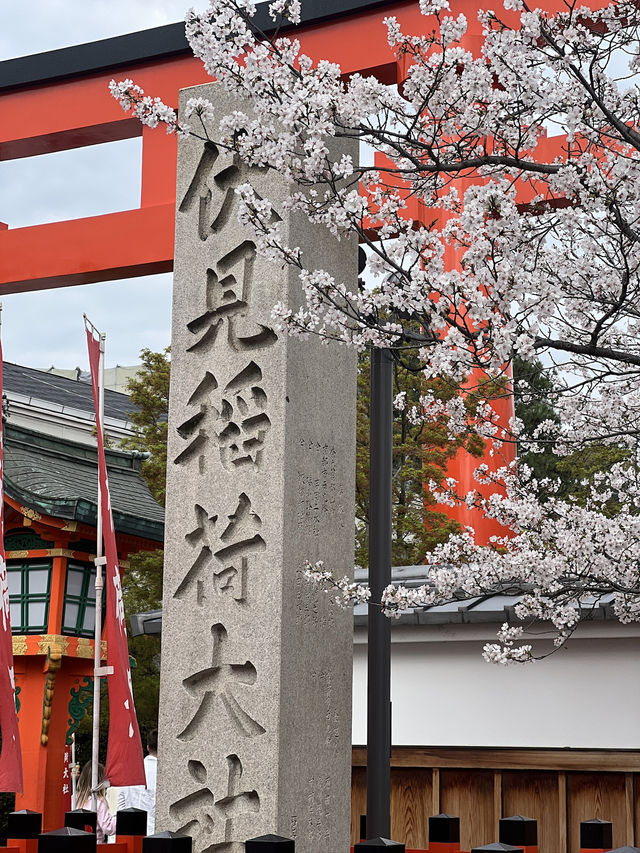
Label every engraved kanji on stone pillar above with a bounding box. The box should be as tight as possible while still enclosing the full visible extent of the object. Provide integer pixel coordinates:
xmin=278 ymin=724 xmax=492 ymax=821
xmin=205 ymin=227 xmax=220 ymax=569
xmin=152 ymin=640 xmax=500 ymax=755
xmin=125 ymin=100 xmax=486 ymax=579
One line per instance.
xmin=158 ymin=82 xmax=357 ymax=853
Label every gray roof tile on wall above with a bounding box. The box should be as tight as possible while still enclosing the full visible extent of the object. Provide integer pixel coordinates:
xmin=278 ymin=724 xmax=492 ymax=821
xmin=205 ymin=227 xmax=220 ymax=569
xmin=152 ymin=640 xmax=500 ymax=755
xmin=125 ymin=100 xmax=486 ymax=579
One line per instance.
xmin=352 ymin=567 xmax=615 ymax=626
xmin=3 ymin=362 xmax=137 ymax=422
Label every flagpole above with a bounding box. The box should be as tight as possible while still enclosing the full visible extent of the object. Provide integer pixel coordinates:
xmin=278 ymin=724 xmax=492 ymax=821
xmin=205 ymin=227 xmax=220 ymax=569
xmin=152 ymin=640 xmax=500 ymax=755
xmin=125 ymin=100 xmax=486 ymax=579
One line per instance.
xmin=86 ymin=316 xmax=107 ymax=812
xmin=84 ymin=314 xmax=144 ymax=793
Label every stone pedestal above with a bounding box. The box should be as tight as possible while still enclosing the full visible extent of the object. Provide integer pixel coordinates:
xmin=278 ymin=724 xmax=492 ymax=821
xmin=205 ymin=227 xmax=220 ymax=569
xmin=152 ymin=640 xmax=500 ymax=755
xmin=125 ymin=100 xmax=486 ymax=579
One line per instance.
xmin=156 ymin=83 xmax=357 ymax=853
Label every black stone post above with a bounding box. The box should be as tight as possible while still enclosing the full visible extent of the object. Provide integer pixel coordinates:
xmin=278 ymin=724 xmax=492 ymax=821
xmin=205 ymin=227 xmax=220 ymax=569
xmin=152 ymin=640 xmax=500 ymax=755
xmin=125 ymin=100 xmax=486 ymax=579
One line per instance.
xmin=8 ymin=809 xmax=42 ymax=839
xmin=38 ymin=827 xmax=96 ymax=852
xmin=142 ymin=831 xmax=192 ymax=852
xmin=360 ymin=814 xmax=368 ymax=842
xmin=246 ymin=835 xmax=295 ymax=851
xmin=116 ymin=807 xmax=148 ymax=836
xmin=471 ymin=845 xmax=524 ymax=853
xmin=580 ymin=819 xmax=613 ymax=851
xmin=499 ymin=815 xmax=537 ymax=849
xmin=429 ymin=813 xmax=461 ymax=848
xmin=355 ymin=839 xmax=405 ymax=850
xmin=367 ymin=345 xmax=393 ymax=841
xmin=64 ymin=810 xmax=96 ymax=834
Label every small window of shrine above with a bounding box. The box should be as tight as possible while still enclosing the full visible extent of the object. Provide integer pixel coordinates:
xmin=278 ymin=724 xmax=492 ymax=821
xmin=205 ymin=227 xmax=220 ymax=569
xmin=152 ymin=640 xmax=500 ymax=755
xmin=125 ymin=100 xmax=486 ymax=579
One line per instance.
xmin=7 ymin=560 xmax=52 ymax=633
xmin=62 ymin=561 xmax=97 ymax=637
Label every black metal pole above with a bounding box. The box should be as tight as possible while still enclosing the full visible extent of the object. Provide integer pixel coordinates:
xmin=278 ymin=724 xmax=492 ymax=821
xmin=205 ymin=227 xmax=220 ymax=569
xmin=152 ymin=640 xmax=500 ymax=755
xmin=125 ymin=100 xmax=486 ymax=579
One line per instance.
xmin=366 ymin=345 xmax=393 ymax=840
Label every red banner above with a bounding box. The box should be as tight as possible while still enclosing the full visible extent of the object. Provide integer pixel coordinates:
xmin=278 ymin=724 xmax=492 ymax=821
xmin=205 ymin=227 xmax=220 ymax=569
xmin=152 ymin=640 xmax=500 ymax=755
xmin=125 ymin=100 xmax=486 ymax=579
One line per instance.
xmin=0 ymin=329 xmax=23 ymax=793
xmin=86 ymin=326 xmax=145 ymax=787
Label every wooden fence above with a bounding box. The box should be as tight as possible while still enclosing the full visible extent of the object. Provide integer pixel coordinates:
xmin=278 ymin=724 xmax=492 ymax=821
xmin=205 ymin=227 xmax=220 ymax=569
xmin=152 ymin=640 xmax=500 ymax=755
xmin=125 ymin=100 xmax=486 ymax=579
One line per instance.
xmin=351 ymin=746 xmax=640 ymax=852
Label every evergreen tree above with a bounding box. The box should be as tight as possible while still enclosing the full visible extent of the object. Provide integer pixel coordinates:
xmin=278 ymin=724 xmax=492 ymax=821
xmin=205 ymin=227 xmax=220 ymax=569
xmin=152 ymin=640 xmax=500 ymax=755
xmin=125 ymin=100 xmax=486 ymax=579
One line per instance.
xmin=514 ymin=357 xmax=628 ymax=515
xmin=355 ymin=350 xmax=481 ymax=567
xmin=122 ymin=347 xmax=170 ymax=506
xmin=112 ymin=349 xmax=170 ymax=736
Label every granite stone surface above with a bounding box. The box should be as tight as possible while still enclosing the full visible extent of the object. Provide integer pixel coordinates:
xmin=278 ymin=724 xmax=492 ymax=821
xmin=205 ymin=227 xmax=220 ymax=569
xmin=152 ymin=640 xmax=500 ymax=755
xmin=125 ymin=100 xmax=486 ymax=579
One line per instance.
xmin=156 ymin=82 xmax=357 ymax=853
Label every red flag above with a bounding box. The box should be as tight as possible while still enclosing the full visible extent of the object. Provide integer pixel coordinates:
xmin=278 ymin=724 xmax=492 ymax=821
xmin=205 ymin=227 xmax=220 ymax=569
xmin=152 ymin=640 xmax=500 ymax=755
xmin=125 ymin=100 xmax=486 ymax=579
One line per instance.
xmin=0 ymin=325 xmax=23 ymax=793
xmin=86 ymin=326 xmax=145 ymax=786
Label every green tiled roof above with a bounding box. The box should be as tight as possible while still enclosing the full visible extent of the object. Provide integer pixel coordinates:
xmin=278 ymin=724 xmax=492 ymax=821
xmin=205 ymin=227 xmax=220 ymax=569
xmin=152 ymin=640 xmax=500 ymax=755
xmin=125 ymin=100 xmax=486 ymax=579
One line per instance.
xmin=4 ymin=425 xmax=164 ymax=542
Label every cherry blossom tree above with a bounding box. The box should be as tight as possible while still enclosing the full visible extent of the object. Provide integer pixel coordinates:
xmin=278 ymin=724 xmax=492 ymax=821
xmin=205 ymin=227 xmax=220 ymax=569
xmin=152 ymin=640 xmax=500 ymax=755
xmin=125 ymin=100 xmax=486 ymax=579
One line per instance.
xmin=111 ymin=0 xmax=640 ymax=661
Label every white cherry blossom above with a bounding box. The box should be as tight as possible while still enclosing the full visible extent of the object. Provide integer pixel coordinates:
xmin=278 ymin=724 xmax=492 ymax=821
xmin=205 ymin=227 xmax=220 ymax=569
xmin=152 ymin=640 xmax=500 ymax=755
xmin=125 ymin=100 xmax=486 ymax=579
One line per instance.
xmin=111 ymin=0 xmax=640 ymax=660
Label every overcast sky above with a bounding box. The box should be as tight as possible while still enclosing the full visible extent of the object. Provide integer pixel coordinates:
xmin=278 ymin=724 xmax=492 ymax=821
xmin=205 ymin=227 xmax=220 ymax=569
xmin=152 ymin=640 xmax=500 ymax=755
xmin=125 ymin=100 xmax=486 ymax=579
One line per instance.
xmin=0 ymin=1 xmax=195 ymax=371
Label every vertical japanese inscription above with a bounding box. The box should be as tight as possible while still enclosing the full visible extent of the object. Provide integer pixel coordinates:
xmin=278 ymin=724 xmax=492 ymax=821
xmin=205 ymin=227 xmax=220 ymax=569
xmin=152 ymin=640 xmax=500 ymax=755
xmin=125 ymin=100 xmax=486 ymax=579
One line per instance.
xmin=169 ymin=753 xmax=259 ymax=852
xmin=174 ymin=494 xmax=265 ymax=606
xmin=295 ymin=438 xmax=343 ymax=538
xmin=162 ymin=82 xmax=356 ymax=853
xmin=174 ymin=143 xmax=276 ymax=476
xmin=168 ymin=135 xmax=274 ymax=849
xmin=178 ymin=623 xmax=265 ymax=742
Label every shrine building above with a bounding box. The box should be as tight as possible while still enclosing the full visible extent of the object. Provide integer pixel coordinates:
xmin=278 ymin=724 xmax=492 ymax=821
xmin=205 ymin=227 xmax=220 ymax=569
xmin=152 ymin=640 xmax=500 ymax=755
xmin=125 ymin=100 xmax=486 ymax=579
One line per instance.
xmin=2 ymin=365 xmax=164 ymax=830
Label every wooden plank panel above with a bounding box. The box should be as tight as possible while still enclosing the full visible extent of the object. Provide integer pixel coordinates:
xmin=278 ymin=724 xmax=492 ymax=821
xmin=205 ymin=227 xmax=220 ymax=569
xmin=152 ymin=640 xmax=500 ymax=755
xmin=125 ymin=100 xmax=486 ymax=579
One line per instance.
xmin=568 ymin=772 xmax=626 ymax=853
xmin=352 ymin=746 xmax=640 ymax=773
xmin=391 ymin=767 xmax=431 ymax=849
xmin=502 ymin=770 xmax=560 ymax=853
xmin=440 ymin=769 xmax=494 ymax=851
xmin=494 ymin=771 xmax=502 ymax=838
xmin=633 ymin=773 xmax=640 ymax=846
xmin=351 ymin=766 xmax=366 ymax=845
xmin=626 ymin=773 xmax=634 ymax=845
xmin=351 ymin=754 xmax=640 ymax=850
xmin=432 ymin=767 xmax=440 ymax=816
xmin=559 ymin=772 xmax=568 ymax=853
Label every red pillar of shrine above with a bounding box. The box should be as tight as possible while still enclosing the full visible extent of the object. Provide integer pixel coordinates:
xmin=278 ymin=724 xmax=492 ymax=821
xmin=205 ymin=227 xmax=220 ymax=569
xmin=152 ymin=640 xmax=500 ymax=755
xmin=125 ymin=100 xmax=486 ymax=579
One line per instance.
xmin=5 ymin=497 xmax=158 ymax=831
xmin=438 ymin=223 xmax=516 ymax=544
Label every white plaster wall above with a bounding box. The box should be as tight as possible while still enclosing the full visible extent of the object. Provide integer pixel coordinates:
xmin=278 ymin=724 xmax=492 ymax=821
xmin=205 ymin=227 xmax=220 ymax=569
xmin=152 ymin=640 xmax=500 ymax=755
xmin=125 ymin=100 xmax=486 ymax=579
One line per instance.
xmin=352 ymin=623 xmax=640 ymax=748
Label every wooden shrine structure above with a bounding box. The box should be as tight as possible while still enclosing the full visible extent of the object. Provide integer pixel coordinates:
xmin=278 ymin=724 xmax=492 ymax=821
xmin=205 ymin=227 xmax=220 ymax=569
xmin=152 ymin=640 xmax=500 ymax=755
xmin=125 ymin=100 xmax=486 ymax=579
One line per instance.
xmin=4 ymin=422 xmax=163 ymax=830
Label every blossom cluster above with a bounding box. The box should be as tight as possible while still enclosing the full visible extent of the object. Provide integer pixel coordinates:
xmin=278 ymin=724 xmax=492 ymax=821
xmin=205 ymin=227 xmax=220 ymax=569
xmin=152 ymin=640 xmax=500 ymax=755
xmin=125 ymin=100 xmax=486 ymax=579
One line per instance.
xmin=306 ymin=459 xmax=640 ymax=661
xmin=110 ymin=0 xmax=640 ymax=659
xmin=303 ymin=561 xmax=371 ymax=608
xmin=108 ymin=80 xmax=181 ymax=134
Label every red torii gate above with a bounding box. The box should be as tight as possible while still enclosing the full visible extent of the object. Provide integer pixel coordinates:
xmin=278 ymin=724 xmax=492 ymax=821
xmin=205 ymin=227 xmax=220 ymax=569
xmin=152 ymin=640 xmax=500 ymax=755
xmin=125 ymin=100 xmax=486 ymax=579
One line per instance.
xmin=0 ymin=1 xmax=586 ymax=577
xmin=0 ymin=0 xmax=572 ymax=828
xmin=0 ymin=0 xmax=518 ymax=549
xmin=0 ymin=0 xmax=413 ymax=294
xmin=0 ymin=0 xmax=529 ymax=533
xmin=0 ymin=0 xmax=571 ymax=291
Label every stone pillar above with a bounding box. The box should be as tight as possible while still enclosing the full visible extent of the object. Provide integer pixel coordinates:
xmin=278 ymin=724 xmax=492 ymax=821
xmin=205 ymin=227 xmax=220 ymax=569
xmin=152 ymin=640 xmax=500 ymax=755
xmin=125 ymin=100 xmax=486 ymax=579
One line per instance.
xmin=156 ymin=83 xmax=357 ymax=853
